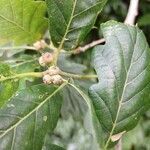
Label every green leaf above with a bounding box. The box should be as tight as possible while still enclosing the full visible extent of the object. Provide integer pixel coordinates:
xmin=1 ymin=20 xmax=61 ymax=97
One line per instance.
xmin=43 ymin=133 xmax=66 ymax=150
xmin=0 ymin=0 xmax=48 ymax=45
xmin=89 ymin=21 xmax=150 ymax=148
xmin=61 ymin=85 xmax=87 ymax=119
xmin=138 ymin=14 xmax=150 ymax=26
xmin=58 ymin=53 xmax=86 ymax=74
xmin=122 ymin=123 xmax=145 ymax=149
xmin=0 ymin=83 xmax=66 ymax=150
xmin=7 ymin=55 xmax=39 ymax=73
xmin=0 ymin=63 xmax=18 ymax=108
xmin=43 ymin=144 xmax=65 ymax=150
xmin=46 ymin=0 xmax=107 ymax=50
xmin=68 ymin=83 xmax=102 ymax=149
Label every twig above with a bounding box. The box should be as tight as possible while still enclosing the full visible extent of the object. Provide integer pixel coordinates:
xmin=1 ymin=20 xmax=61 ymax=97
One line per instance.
xmin=124 ymin=0 xmax=140 ymax=25
xmin=74 ymin=38 xmax=105 ymax=54
xmin=73 ymin=0 xmax=140 ymax=55
xmin=0 ymin=70 xmax=98 ymax=83
xmin=59 ymin=71 xmax=98 ymax=80
xmin=0 ymin=72 xmax=43 ymax=82
xmin=0 ymin=46 xmax=36 ymax=50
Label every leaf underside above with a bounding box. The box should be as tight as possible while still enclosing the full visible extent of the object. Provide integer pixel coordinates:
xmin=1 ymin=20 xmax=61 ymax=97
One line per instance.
xmin=89 ymin=21 xmax=150 ymax=148
xmin=0 ymin=0 xmax=48 ymax=45
xmin=46 ymin=0 xmax=107 ymax=50
xmin=0 ymin=84 xmax=65 ymax=150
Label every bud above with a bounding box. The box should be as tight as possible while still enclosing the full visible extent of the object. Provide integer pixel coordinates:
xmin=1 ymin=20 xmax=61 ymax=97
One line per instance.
xmin=42 ymin=52 xmax=53 ymax=64
xmin=51 ymin=75 xmax=64 ymax=85
xmin=39 ymin=52 xmax=53 ymax=67
xmin=43 ymin=74 xmax=52 ymax=84
xmin=33 ymin=40 xmax=47 ymax=50
xmin=43 ymin=74 xmax=64 ymax=85
xmin=47 ymin=66 xmax=60 ymax=75
xmin=39 ymin=56 xmax=46 ymax=67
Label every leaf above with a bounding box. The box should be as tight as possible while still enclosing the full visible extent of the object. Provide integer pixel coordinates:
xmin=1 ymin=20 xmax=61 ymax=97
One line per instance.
xmin=122 ymin=123 xmax=144 ymax=149
xmin=46 ymin=0 xmax=107 ymax=50
xmin=58 ymin=53 xmax=95 ymax=119
xmin=43 ymin=143 xmax=65 ymax=150
xmin=58 ymin=53 xmax=86 ymax=74
xmin=0 ymin=0 xmax=48 ymax=45
xmin=0 ymin=63 xmax=18 ymax=108
xmin=7 ymin=55 xmax=39 ymax=73
xmin=89 ymin=21 xmax=150 ymax=148
xmin=43 ymin=133 xmax=66 ymax=150
xmin=138 ymin=14 xmax=150 ymax=26
xmin=68 ymin=83 xmax=102 ymax=149
xmin=61 ymin=85 xmax=88 ymax=119
xmin=0 ymin=83 xmax=66 ymax=150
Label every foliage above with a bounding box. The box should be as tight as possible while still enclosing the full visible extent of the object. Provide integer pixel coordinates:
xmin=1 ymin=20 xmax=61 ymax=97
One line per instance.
xmin=89 ymin=21 xmax=150 ymax=148
xmin=0 ymin=0 xmax=149 ymax=150
xmin=0 ymin=0 xmax=47 ymax=45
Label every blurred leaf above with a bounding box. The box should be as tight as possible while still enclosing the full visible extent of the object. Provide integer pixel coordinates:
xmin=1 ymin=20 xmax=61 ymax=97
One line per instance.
xmin=0 ymin=0 xmax=48 ymax=45
xmin=89 ymin=21 xmax=150 ymax=148
xmin=58 ymin=53 xmax=95 ymax=119
xmin=0 ymin=63 xmax=18 ymax=108
xmin=0 ymin=83 xmax=66 ymax=150
xmin=138 ymin=14 xmax=150 ymax=26
xmin=51 ymin=115 xmax=98 ymax=150
xmin=46 ymin=0 xmax=108 ymax=50
xmin=7 ymin=55 xmax=39 ymax=73
xmin=68 ymin=83 xmax=102 ymax=149
xmin=123 ymin=124 xmax=144 ymax=149
xmin=43 ymin=143 xmax=65 ymax=150
xmin=58 ymin=53 xmax=86 ymax=74
xmin=61 ymin=85 xmax=88 ymax=119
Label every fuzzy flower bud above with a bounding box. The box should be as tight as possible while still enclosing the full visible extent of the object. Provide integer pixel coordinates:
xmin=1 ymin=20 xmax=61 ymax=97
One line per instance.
xmin=39 ymin=52 xmax=53 ymax=67
xmin=33 ymin=40 xmax=47 ymax=50
xmin=43 ymin=74 xmax=64 ymax=85
xmin=51 ymin=75 xmax=64 ymax=85
xmin=43 ymin=74 xmax=52 ymax=84
xmin=48 ymin=66 xmax=60 ymax=75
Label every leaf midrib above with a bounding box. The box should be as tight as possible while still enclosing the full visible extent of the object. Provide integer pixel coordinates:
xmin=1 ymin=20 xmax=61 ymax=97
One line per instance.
xmin=0 ymin=83 xmax=67 ymax=139
xmin=58 ymin=0 xmax=77 ymax=50
xmin=58 ymin=0 xmax=106 ymax=50
xmin=104 ymin=29 xmax=138 ymax=149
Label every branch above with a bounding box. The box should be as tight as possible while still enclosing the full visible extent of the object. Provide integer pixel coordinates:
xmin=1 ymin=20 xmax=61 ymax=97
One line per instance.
xmin=0 ymin=70 xmax=98 ymax=83
xmin=0 ymin=46 xmax=36 ymax=51
xmin=74 ymin=38 xmax=105 ymax=54
xmin=124 ymin=0 xmax=140 ymax=25
xmin=73 ymin=0 xmax=140 ymax=55
xmin=59 ymin=71 xmax=98 ymax=80
xmin=0 ymin=72 xmax=43 ymax=82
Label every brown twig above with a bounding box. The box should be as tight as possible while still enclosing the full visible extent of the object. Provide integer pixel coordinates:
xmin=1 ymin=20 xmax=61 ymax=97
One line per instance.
xmin=74 ymin=38 xmax=105 ymax=54
xmin=124 ymin=0 xmax=140 ymax=25
xmin=73 ymin=0 xmax=140 ymax=55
